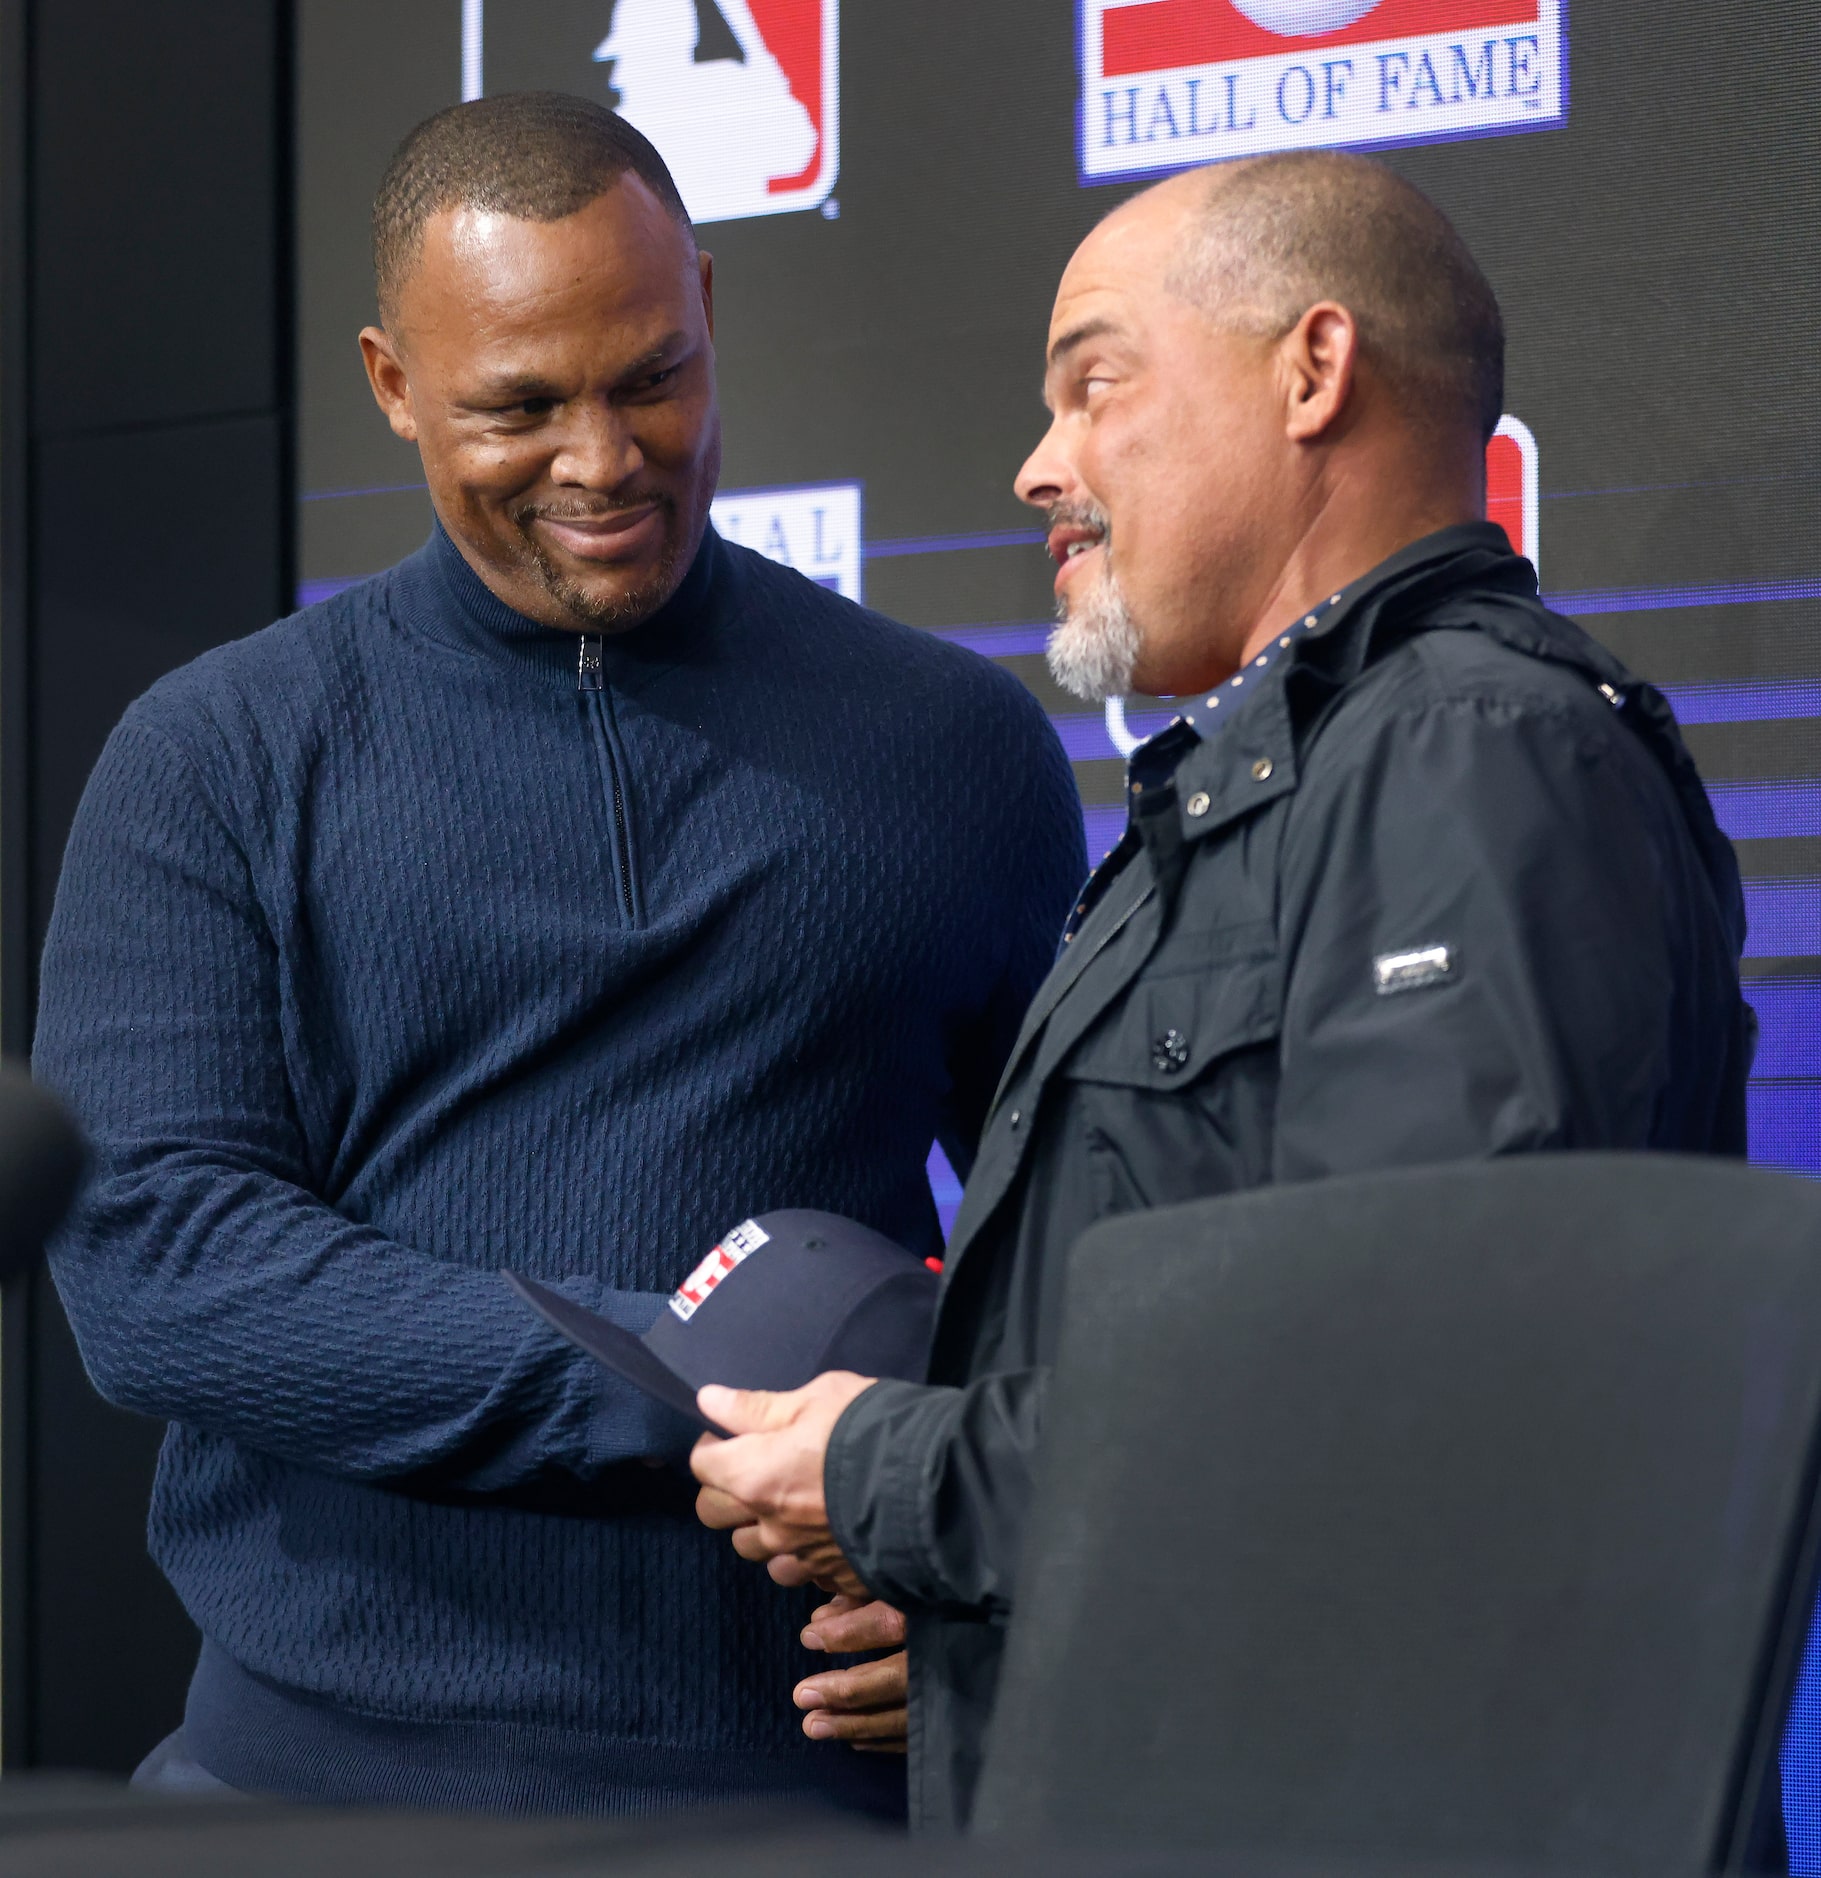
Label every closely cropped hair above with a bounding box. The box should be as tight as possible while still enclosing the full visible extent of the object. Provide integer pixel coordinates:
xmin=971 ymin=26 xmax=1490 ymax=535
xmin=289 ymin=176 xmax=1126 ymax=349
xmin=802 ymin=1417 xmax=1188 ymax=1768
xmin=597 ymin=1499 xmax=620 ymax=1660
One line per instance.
xmin=372 ymin=92 xmax=692 ymax=327
xmin=1168 ymin=151 xmax=1505 ymax=443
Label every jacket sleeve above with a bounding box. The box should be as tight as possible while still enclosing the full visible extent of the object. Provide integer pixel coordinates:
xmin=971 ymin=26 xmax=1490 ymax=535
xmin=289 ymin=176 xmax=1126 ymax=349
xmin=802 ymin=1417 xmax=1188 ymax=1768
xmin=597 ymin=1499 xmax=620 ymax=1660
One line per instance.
xmin=825 ymin=1368 xmax=1047 ymax=1619
xmin=34 ymin=712 xmax=693 ymax=1490
xmin=935 ymin=684 xmax=1086 ymax=1178
xmin=1271 ymin=690 xmax=1689 ymax=1175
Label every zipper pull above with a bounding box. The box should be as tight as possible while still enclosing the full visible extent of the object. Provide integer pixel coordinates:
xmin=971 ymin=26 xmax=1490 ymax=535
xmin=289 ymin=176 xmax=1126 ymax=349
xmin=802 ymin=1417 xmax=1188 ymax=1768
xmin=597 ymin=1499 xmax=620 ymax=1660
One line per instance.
xmin=577 ymin=635 xmax=604 ymax=692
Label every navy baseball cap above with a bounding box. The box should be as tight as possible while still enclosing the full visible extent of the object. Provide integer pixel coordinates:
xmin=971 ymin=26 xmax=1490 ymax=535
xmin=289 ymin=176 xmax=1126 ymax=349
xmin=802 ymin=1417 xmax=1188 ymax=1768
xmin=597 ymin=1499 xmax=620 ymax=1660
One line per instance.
xmin=505 ymin=1209 xmax=940 ymax=1437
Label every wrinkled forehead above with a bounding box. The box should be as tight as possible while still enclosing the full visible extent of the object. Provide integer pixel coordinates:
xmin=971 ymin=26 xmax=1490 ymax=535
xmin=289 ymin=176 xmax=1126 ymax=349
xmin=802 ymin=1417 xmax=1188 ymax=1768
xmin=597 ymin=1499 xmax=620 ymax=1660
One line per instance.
xmin=1047 ymin=193 xmax=1186 ymax=350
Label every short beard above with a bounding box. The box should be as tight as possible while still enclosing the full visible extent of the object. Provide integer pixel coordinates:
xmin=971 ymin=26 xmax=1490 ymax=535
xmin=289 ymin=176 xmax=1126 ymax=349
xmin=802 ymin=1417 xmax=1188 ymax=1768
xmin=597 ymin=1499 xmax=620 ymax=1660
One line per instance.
xmin=1046 ymin=551 xmax=1141 ymax=702
xmin=510 ymin=496 xmax=686 ymax=632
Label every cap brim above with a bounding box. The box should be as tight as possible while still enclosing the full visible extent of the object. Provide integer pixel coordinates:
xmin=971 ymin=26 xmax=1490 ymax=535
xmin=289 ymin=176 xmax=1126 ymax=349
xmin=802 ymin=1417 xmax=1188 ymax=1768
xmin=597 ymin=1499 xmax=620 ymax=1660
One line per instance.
xmin=504 ymin=1273 xmax=731 ymax=1438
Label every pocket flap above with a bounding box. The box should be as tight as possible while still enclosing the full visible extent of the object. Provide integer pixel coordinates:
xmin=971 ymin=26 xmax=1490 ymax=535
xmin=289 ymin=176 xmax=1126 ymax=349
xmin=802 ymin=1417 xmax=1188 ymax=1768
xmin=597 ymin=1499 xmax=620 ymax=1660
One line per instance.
xmin=1063 ymin=948 xmax=1281 ymax=1090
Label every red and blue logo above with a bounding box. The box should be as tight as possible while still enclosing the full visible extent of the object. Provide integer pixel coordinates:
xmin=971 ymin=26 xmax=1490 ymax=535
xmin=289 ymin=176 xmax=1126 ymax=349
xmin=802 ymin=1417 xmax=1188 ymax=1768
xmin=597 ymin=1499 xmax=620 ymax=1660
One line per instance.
xmin=466 ymin=1 xmax=839 ymax=226
xmin=1080 ymin=0 xmax=1565 ymax=182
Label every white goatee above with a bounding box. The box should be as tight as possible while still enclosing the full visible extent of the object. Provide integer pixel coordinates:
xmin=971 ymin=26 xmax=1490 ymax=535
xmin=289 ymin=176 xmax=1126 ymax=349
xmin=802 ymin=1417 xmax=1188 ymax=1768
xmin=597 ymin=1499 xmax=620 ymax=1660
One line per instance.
xmin=1046 ymin=560 xmax=1142 ymax=702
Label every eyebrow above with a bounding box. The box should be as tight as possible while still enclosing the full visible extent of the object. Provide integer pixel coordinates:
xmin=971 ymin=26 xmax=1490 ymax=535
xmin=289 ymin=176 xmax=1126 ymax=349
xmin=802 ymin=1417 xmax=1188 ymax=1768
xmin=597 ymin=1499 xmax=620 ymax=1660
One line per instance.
xmin=619 ymin=331 xmax=691 ymax=378
xmin=1046 ymin=316 xmax=1122 ymax=371
xmin=472 ymin=332 xmax=693 ymax=402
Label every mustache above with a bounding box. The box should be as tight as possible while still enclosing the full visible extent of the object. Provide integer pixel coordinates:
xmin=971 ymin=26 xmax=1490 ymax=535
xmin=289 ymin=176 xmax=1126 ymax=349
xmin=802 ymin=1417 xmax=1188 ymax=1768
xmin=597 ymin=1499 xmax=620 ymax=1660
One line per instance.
xmin=1046 ymin=497 xmax=1111 ymax=542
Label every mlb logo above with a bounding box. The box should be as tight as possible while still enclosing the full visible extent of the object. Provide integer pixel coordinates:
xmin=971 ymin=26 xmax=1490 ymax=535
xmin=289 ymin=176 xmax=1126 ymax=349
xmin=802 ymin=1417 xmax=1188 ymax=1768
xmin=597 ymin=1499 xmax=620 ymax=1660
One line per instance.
xmin=1486 ymin=414 xmax=1539 ymax=571
xmin=710 ymin=482 xmax=863 ymax=600
xmin=466 ymin=0 xmax=839 ymax=225
xmin=1079 ymin=0 xmax=1565 ymax=181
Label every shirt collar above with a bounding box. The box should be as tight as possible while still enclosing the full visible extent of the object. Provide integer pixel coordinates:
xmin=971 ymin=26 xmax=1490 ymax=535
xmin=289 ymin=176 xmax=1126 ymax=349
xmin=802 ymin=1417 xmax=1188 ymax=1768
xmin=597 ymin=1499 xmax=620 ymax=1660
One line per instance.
xmin=394 ymin=520 xmax=729 ymax=687
xmin=1135 ymin=521 xmax=1527 ymax=832
xmin=1130 ymin=519 xmax=1518 ymax=766
xmin=1170 ymin=581 xmax=1350 ymax=739
xmin=1061 ymin=521 xmax=1527 ymax=948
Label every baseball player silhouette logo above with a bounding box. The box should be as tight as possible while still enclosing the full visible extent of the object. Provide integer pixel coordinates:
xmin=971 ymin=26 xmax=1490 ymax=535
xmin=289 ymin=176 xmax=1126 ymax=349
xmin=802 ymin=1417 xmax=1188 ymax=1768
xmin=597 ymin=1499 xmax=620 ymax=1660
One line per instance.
xmin=594 ymin=0 xmax=836 ymax=224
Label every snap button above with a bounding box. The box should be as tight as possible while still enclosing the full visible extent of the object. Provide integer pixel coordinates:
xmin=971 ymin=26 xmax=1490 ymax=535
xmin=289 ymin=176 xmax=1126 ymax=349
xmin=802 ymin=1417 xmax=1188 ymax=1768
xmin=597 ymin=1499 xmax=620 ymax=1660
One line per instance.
xmin=1186 ymin=791 xmax=1211 ymax=817
xmin=1009 ymin=1109 xmax=1022 ymax=1128
xmin=1251 ymin=757 xmax=1274 ymax=782
xmin=1151 ymin=1029 xmax=1191 ymax=1074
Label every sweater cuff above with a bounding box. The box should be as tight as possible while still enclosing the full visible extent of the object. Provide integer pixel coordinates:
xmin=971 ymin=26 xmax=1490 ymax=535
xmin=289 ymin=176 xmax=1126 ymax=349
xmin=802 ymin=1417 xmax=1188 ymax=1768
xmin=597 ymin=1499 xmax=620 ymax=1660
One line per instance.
xmin=825 ymin=1376 xmax=966 ymax=1612
xmin=583 ymin=1288 xmax=699 ymax=1466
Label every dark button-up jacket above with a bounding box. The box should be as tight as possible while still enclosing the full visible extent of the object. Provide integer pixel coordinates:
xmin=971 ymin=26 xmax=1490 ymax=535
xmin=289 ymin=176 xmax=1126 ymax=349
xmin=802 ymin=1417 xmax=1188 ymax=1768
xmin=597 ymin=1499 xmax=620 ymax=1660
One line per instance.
xmin=825 ymin=525 xmax=1753 ymax=1832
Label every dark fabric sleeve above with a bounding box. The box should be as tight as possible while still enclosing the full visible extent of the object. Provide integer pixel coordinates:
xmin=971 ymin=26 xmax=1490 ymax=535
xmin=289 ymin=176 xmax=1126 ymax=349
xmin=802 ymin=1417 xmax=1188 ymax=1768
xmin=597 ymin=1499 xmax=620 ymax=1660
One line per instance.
xmin=935 ymin=687 xmax=1086 ymax=1179
xmin=34 ymin=712 xmax=693 ymax=1489
xmin=1271 ymin=693 xmax=1684 ymax=1177
xmin=825 ymin=1369 xmax=1049 ymax=1619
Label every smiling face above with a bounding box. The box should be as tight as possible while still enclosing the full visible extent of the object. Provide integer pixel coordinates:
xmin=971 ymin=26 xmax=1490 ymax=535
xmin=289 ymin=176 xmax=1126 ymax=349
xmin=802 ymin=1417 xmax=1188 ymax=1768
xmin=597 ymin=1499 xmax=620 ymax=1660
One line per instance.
xmin=1015 ymin=181 xmax=1299 ymax=700
xmin=360 ymin=176 xmax=721 ymax=632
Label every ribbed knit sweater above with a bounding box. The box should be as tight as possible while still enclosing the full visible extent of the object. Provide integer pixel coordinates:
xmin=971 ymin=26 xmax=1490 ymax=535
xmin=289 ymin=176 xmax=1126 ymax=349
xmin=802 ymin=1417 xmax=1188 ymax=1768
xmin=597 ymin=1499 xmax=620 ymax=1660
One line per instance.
xmin=34 ymin=524 xmax=1085 ymax=1817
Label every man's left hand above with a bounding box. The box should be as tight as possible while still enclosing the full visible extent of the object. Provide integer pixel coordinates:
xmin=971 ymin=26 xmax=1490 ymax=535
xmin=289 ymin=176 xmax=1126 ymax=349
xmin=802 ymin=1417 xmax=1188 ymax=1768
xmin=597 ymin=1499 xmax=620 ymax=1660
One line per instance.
xmin=795 ymin=1595 xmax=909 ymax=1753
xmin=690 ymin=1371 xmax=876 ymax=1599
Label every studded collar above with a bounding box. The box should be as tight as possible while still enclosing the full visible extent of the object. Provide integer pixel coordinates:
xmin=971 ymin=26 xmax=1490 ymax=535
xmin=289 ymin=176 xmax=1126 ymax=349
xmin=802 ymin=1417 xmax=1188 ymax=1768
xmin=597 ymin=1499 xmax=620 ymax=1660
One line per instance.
xmin=1060 ymin=522 xmax=1524 ymax=948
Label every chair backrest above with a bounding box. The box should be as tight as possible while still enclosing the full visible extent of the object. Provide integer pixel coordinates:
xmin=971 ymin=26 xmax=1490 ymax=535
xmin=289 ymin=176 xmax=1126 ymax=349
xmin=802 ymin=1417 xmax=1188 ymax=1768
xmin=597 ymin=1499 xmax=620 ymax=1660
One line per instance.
xmin=975 ymin=1155 xmax=1821 ymax=1871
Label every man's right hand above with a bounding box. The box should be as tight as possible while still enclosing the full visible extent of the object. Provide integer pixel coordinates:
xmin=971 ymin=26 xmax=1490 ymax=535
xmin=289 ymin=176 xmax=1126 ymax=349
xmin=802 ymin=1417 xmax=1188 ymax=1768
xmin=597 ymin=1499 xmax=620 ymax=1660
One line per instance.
xmin=793 ymin=1595 xmax=908 ymax=1754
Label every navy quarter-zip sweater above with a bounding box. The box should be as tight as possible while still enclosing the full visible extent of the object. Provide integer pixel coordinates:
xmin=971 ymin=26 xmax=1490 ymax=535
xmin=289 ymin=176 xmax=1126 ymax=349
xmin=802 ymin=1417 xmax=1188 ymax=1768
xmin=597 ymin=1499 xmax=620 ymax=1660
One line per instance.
xmin=34 ymin=524 xmax=1086 ymax=1816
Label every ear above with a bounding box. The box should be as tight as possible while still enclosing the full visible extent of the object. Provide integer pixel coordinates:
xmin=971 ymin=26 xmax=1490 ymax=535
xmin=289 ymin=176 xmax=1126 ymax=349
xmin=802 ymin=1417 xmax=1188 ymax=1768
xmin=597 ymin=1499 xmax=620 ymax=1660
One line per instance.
xmin=697 ymin=249 xmax=716 ymax=343
xmin=1280 ymin=301 xmax=1357 ymax=444
xmin=358 ymin=326 xmax=419 ymax=443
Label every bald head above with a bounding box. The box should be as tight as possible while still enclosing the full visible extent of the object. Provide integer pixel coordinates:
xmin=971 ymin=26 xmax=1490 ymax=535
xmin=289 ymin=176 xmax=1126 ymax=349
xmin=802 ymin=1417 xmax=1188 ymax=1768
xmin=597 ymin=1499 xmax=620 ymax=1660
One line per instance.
xmin=1151 ymin=152 xmax=1504 ymax=443
xmin=1018 ymin=151 xmax=1496 ymax=702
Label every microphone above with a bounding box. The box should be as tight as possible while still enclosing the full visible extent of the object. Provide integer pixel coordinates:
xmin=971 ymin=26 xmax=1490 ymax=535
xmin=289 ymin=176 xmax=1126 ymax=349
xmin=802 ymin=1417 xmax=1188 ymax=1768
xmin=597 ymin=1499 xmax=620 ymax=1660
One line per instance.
xmin=0 ymin=1062 xmax=85 ymax=1282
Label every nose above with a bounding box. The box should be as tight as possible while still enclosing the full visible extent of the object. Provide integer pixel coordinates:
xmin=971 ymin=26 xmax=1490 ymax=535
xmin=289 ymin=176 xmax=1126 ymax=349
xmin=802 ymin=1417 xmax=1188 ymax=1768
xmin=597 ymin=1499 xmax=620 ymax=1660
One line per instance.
xmin=1015 ymin=413 xmax=1074 ymax=512
xmin=548 ymin=400 xmax=644 ymax=493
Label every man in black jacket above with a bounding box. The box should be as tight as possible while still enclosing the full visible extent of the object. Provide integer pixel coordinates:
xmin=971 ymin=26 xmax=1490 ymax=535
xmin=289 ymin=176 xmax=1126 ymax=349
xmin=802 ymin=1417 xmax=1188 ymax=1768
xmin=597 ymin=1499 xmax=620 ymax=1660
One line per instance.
xmin=691 ymin=151 xmax=1753 ymax=1831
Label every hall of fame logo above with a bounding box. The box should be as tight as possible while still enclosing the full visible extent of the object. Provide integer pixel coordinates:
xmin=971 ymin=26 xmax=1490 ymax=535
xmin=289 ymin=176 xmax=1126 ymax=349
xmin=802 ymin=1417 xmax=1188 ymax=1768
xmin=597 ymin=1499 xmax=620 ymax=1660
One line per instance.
xmin=710 ymin=482 xmax=863 ymax=600
xmin=1079 ymin=0 xmax=1565 ymax=182
xmin=464 ymin=0 xmax=838 ymax=225
xmin=669 ymin=1218 xmax=770 ymax=1321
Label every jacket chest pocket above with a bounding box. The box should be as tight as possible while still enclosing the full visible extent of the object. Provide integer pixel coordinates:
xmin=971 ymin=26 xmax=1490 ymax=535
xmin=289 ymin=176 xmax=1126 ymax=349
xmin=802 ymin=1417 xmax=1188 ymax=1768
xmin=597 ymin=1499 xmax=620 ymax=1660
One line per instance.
xmin=1061 ymin=940 xmax=1283 ymax=1215
xmin=1064 ymin=929 xmax=1281 ymax=1092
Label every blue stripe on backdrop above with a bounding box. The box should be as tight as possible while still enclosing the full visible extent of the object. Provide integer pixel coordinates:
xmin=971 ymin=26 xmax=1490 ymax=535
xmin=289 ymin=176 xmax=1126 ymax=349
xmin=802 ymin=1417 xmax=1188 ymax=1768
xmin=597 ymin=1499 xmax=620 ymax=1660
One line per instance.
xmin=297 ymin=575 xmax=365 ymax=608
xmin=1748 ymin=1084 xmax=1821 ymax=1175
xmin=933 ymin=621 xmax=1051 ymax=658
xmin=1554 ymin=576 xmax=1821 ymax=616
xmin=926 ymin=1143 xmax=964 ymax=1242
xmin=1663 ymin=680 xmax=1821 ymax=726
xmin=1789 ymin=1639 xmax=1821 ymax=1874
xmin=1746 ymin=982 xmax=1821 ymax=1080
xmin=1746 ymin=884 xmax=1821 ymax=961
xmin=1709 ymin=779 xmax=1821 ymax=843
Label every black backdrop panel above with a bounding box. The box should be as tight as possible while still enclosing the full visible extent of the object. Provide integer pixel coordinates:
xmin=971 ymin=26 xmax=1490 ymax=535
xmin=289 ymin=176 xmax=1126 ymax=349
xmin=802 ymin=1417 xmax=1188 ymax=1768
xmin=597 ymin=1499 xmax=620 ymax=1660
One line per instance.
xmin=31 ymin=418 xmax=290 ymax=937
xmin=29 ymin=3 xmax=281 ymax=432
xmin=1 ymin=0 xmax=292 ymax=1775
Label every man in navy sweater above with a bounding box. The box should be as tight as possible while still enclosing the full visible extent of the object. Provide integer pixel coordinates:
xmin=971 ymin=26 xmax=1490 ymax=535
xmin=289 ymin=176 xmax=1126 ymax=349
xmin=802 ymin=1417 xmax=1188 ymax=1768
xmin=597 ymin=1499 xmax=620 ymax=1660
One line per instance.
xmin=33 ymin=94 xmax=1083 ymax=1817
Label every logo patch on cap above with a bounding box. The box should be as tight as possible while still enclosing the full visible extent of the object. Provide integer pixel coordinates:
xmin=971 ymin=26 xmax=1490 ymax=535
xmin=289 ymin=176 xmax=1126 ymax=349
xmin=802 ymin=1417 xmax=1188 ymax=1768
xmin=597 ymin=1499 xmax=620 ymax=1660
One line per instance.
xmin=669 ymin=1219 xmax=771 ymax=1322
